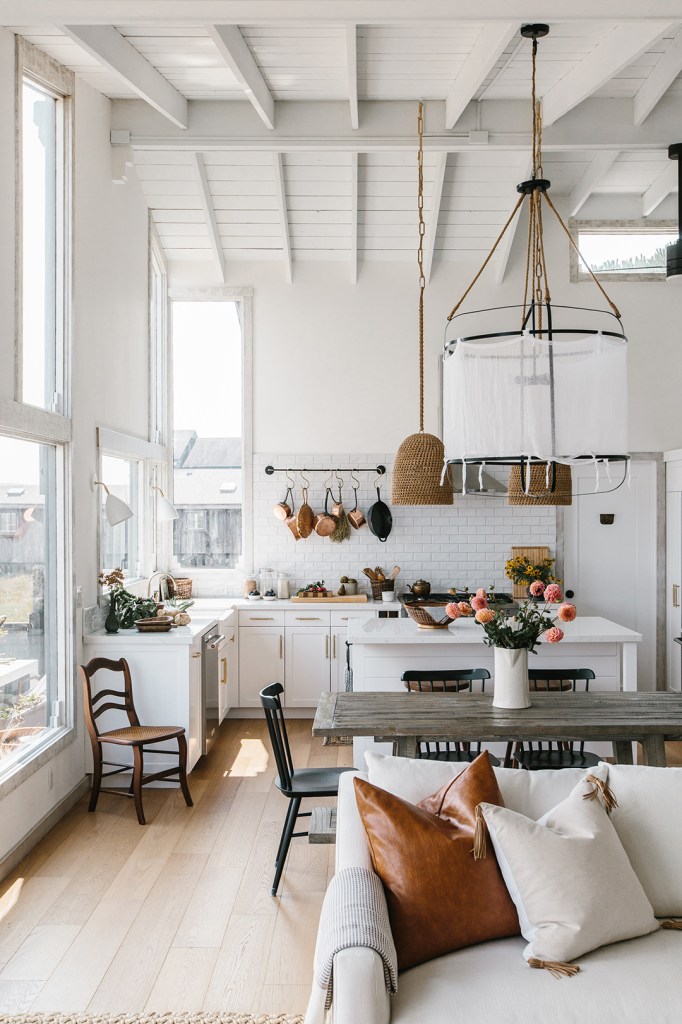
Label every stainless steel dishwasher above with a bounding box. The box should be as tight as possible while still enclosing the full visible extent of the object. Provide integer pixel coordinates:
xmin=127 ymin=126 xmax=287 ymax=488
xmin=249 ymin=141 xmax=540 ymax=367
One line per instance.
xmin=202 ymin=629 xmax=226 ymax=756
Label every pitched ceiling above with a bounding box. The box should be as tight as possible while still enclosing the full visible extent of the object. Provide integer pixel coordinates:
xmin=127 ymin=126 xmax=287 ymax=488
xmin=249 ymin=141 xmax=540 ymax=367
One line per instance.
xmin=4 ymin=2 xmax=681 ymax=281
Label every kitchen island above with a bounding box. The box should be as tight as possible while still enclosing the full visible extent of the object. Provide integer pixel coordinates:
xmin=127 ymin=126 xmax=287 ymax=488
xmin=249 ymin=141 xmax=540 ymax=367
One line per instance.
xmin=347 ymin=615 xmax=642 ymax=768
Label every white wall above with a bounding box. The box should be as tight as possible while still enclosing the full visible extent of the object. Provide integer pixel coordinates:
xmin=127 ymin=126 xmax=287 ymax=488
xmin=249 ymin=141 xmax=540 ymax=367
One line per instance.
xmin=0 ymin=27 xmax=151 ymax=867
xmin=170 ymin=208 xmax=682 ymax=456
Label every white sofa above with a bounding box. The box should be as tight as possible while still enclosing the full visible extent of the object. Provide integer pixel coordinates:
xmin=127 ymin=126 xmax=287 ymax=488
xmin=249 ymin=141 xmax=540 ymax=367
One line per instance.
xmin=305 ymin=764 xmax=682 ymax=1024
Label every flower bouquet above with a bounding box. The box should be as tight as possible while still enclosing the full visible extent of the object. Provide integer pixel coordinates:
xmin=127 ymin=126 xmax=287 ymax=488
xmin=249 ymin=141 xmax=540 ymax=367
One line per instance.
xmin=445 ymin=584 xmax=577 ymax=708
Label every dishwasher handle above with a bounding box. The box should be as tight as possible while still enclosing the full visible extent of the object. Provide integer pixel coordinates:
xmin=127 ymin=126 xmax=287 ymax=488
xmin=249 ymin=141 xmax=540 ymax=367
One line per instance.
xmin=205 ymin=633 xmax=226 ymax=649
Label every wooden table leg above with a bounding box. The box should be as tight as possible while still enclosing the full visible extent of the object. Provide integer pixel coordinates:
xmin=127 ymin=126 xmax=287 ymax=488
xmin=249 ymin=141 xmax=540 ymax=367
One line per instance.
xmin=394 ymin=736 xmax=418 ymax=758
xmin=642 ymin=735 xmax=667 ymax=767
xmin=612 ymin=741 xmax=634 ymax=765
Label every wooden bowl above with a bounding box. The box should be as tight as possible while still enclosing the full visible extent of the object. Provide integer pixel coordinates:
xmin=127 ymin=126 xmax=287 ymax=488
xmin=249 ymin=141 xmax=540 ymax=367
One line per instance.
xmin=403 ymin=599 xmax=451 ymax=630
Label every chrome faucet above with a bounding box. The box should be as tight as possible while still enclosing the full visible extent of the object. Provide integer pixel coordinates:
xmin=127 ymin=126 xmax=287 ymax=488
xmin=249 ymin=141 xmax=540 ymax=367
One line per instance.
xmin=147 ymin=571 xmax=179 ymax=602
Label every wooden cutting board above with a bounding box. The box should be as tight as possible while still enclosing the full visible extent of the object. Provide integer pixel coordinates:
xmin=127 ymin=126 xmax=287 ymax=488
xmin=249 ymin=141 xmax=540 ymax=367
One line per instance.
xmin=290 ymin=594 xmax=369 ymax=604
xmin=510 ymin=545 xmax=551 ymax=599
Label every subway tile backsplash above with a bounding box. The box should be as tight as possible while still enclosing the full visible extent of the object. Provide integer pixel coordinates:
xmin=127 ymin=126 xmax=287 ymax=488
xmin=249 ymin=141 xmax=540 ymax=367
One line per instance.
xmin=252 ymin=453 xmax=556 ymax=594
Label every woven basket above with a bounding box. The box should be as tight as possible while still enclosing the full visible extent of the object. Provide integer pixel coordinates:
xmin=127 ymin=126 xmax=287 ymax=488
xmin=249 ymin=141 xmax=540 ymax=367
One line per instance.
xmin=169 ymin=577 xmax=193 ymax=599
xmin=404 ymin=600 xmax=451 ymax=629
xmin=370 ymin=579 xmax=394 ymax=601
xmin=392 ymin=432 xmax=454 ymax=506
xmin=508 ymin=463 xmax=572 ymax=507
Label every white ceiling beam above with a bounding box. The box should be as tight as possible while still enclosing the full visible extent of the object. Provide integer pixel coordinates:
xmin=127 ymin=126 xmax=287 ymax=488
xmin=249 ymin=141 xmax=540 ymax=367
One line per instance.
xmin=7 ymin=4 xmax=682 ymax=24
xmin=642 ymin=161 xmax=677 ymax=217
xmin=274 ymin=153 xmax=293 ymax=284
xmin=423 ymin=153 xmax=447 ymax=284
xmin=350 ymin=152 xmax=358 ymax=284
xmin=634 ymin=25 xmax=682 ymax=125
xmin=568 ymin=151 xmax=619 ymax=217
xmin=208 ymin=24 xmax=275 ymax=129
xmin=494 ymin=158 xmax=532 ymax=284
xmin=346 ymin=23 xmax=359 ymax=130
xmin=193 ymin=153 xmax=226 ymax=282
xmin=60 ymin=24 xmax=188 ymax=128
xmin=445 ymin=22 xmax=518 ymax=129
xmin=542 ymin=22 xmax=674 ymax=127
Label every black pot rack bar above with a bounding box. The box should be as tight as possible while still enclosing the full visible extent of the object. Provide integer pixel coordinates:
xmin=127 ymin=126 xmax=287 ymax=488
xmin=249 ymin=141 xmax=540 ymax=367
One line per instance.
xmin=265 ymin=465 xmax=386 ymax=476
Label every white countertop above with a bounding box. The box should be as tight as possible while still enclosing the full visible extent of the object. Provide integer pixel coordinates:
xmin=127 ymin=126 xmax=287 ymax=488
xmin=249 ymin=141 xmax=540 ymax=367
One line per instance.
xmin=84 ymin=615 xmax=222 ymax=646
xmin=347 ymin=615 xmax=642 ymax=645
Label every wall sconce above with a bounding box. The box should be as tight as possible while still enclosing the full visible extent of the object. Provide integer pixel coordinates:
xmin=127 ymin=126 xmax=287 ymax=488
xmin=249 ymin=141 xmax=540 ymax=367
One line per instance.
xmin=92 ymin=477 xmax=134 ymax=527
xmin=152 ymin=484 xmax=179 ymax=522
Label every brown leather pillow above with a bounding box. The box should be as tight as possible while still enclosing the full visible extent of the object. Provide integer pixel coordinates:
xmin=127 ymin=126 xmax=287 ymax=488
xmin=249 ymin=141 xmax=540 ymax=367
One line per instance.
xmin=354 ymin=752 xmax=519 ymax=970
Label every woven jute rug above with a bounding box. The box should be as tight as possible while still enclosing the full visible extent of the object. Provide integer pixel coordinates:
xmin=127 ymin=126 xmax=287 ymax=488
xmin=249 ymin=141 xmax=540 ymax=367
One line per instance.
xmin=0 ymin=1015 xmax=302 ymax=1024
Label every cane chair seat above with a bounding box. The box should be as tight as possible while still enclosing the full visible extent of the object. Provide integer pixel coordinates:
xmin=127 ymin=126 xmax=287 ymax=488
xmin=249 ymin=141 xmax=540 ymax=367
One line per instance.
xmin=99 ymin=725 xmax=185 ymax=744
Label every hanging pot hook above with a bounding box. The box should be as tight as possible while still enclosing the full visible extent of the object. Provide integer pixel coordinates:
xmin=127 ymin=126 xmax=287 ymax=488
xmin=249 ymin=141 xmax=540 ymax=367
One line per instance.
xmin=300 ymin=471 xmax=310 ymax=490
xmin=285 ymin=468 xmax=295 ymax=489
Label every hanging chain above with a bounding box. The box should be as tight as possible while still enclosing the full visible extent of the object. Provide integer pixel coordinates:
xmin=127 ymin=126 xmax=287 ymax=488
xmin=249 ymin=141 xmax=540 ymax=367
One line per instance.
xmin=417 ymin=101 xmax=426 ymax=433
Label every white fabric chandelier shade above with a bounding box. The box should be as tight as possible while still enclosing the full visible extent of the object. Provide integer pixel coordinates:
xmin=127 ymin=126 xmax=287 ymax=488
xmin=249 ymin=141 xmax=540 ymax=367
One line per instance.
xmin=443 ymin=331 xmax=628 ymax=465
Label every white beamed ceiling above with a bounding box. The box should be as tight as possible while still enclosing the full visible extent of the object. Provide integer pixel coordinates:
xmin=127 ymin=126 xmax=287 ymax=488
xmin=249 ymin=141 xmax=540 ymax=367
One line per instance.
xmin=7 ymin=11 xmax=681 ymax=275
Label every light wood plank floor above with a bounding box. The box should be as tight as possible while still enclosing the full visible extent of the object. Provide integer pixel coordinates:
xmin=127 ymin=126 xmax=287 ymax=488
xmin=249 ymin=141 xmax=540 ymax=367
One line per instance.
xmin=0 ymin=718 xmax=351 ymax=1017
xmin=1 ymin=727 xmax=681 ymax=1017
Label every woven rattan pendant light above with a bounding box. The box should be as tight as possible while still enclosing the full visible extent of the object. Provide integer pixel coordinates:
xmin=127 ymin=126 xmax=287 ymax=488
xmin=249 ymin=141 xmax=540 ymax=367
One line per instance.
xmin=393 ymin=103 xmax=454 ymax=507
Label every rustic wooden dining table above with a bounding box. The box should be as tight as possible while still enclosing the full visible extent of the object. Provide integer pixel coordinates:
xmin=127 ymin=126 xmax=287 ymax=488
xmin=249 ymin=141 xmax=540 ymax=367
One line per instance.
xmin=313 ymin=690 xmax=682 ymax=767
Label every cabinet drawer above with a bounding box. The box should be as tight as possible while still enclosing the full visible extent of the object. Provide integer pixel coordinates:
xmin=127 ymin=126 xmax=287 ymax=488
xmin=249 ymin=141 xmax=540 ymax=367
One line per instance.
xmin=284 ymin=609 xmax=331 ymax=627
xmin=239 ymin=609 xmax=285 ymax=627
xmin=331 ymin=609 xmax=375 ymax=627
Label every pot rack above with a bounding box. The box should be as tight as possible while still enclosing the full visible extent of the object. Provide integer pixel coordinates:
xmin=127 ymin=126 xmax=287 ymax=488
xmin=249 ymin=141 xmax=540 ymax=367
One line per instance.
xmin=441 ymin=23 xmax=630 ymax=498
xmin=265 ymin=465 xmax=386 ymax=477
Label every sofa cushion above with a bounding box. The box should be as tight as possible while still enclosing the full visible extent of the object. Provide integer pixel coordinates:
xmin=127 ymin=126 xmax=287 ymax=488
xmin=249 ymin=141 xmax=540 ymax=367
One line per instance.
xmin=354 ymin=753 xmax=519 ymax=971
xmin=390 ymin=930 xmax=682 ymax=1024
xmin=365 ymin=750 xmax=602 ymax=818
xmin=606 ymin=763 xmax=682 ymax=917
xmin=480 ymin=770 xmax=658 ymax=965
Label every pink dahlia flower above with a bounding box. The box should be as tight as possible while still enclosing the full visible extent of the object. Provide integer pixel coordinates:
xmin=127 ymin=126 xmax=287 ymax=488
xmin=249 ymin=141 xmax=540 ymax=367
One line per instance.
xmin=458 ymin=602 xmax=474 ymax=617
xmin=475 ymin=608 xmax=495 ymax=624
xmin=557 ymin=602 xmax=577 ymax=623
xmin=544 ymin=626 xmax=564 ymax=644
xmin=544 ymin=583 xmax=563 ymax=603
xmin=475 ymin=588 xmax=488 ymax=599
xmin=470 ymin=596 xmax=488 ymax=611
xmin=529 ymin=580 xmax=545 ymax=597
xmin=445 ymin=602 xmax=461 ymax=620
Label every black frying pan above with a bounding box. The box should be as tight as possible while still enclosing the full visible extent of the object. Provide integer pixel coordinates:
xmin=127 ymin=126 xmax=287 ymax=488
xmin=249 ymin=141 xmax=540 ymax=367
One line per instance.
xmin=367 ymin=486 xmax=393 ymax=542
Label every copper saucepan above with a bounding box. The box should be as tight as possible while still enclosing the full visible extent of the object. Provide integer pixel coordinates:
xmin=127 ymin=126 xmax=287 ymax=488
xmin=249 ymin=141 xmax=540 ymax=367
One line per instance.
xmin=348 ymin=478 xmax=366 ymax=529
xmin=314 ymin=487 xmax=337 ymax=537
xmin=273 ymin=485 xmax=293 ymax=521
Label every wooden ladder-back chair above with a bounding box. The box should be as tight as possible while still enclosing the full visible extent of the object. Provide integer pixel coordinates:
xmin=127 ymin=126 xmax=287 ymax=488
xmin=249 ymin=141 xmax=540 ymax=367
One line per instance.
xmin=401 ymin=669 xmax=500 ymax=766
xmin=260 ymin=682 xmax=354 ymax=896
xmin=511 ymin=668 xmax=602 ymax=771
xmin=80 ymin=657 xmax=193 ymax=825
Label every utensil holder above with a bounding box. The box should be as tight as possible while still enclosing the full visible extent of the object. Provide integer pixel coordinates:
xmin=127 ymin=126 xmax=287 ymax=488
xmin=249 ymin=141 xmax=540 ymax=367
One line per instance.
xmin=370 ymin=579 xmax=394 ymax=601
xmin=169 ymin=577 xmax=193 ymax=599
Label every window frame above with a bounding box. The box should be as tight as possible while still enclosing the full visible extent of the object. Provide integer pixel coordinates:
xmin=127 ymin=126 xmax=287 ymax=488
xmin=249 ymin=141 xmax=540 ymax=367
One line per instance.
xmin=149 ymin=218 xmax=169 ymax=446
xmin=15 ymin=37 xmax=74 ymax=416
xmin=569 ymin=219 xmax=677 ymax=284
xmin=165 ymin=287 xmax=253 ymax=585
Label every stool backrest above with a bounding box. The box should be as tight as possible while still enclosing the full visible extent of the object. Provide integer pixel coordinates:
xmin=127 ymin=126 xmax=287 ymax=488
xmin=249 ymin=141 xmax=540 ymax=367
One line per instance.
xmin=528 ymin=668 xmax=595 ymax=692
xmin=80 ymin=657 xmax=141 ymax=746
xmin=402 ymin=668 xmax=491 ymax=693
xmin=260 ymin=682 xmax=294 ymax=791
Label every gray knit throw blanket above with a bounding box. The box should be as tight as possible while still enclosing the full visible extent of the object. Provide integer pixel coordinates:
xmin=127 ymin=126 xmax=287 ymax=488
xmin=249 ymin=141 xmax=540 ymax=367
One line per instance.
xmin=313 ymin=866 xmax=398 ymax=1011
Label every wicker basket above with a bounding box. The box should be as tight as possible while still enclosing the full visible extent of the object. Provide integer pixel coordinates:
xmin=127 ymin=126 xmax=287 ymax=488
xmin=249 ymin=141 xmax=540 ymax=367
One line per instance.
xmin=508 ymin=463 xmax=572 ymax=507
xmin=169 ymin=577 xmax=193 ymax=599
xmin=370 ymin=579 xmax=394 ymax=601
xmin=404 ymin=600 xmax=451 ymax=630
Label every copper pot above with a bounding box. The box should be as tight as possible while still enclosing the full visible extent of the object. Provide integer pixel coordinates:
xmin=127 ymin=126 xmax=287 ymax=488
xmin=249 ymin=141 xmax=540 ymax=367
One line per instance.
xmin=273 ymin=486 xmax=293 ymax=521
xmin=314 ymin=488 xmax=337 ymax=537
xmin=348 ymin=485 xmax=366 ymax=529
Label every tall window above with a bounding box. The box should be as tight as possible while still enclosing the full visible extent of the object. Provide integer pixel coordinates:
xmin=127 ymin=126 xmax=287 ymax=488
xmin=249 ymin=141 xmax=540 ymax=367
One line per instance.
xmin=149 ymin=227 xmax=168 ymax=445
xmin=0 ymin=435 xmax=66 ymax=771
xmin=18 ymin=45 xmax=72 ymax=412
xmin=172 ymin=301 xmax=243 ymax=569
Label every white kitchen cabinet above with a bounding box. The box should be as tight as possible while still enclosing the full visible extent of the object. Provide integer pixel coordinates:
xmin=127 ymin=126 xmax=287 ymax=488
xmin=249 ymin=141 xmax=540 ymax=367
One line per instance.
xmin=331 ymin=630 xmax=349 ymax=692
xmin=284 ymin=626 xmax=330 ymax=707
xmin=665 ymin=461 xmax=682 ymax=692
xmin=219 ymin=623 xmax=238 ymax=722
xmin=238 ymin=626 xmax=284 ymax=707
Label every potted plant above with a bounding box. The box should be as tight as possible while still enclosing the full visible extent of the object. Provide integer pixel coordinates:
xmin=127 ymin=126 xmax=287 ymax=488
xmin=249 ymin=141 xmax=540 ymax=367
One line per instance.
xmin=445 ymin=584 xmax=577 ymax=708
xmin=98 ymin=568 xmax=158 ymax=631
xmin=505 ymin=555 xmax=560 ymax=599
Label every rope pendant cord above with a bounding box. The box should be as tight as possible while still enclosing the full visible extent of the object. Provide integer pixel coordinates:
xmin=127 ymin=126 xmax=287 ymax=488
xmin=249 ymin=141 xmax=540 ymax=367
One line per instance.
xmin=446 ymin=29 xmax=621 ymax=327
xmin=417 ymin=101 xmax=426 ymax=433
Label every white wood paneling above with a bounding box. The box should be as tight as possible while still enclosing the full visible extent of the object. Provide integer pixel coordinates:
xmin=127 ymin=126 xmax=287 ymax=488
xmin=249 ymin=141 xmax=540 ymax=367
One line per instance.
xmin=445 ymin=22 xmax=517 ymax=128
xmin=346 ymin=23 xmax=359 ymax=129
xmin=240 ymin=25 xmax=347 ymax=101
xmin=209 ymin=25 xmax=275 ymax=127
xmin=193 ymin=152 xmax=226 ymax=282
xmin=642 ymin=161 xmax=678 ymax=217
xmin=274 ymin=153 xmax=293 ymax=282
xmin=634 ymin=26 xmax=682 ymax=124
xmin=569 ymin=152 xmax=620 ymax=216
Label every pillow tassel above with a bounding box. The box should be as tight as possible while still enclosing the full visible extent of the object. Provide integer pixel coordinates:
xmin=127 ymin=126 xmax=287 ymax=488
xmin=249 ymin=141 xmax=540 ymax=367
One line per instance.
xmin=528 ymin=958 xmax=581 ymax=979
xmin=472 ymin=804 xmax=486 ymax=860
xmin=661 ymin=919 xmax=682 ymax=930
xmin=583 ymin=774 xmax=618 ymax=814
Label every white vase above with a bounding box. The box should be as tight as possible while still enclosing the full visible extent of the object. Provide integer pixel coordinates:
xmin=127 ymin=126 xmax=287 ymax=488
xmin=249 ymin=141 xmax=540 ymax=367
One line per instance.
xmin=493 ymin=647 xmax=531 ymax=709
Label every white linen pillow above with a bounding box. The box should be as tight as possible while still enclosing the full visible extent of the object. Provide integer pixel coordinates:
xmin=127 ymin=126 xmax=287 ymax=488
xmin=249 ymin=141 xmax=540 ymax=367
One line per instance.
xmin=364 ymin=750 xmax=598 ymax=818
xmin=605 ymin=762 xmax=682 ymax=916
xmin=480 ymin=772 xmax=658 ymax=965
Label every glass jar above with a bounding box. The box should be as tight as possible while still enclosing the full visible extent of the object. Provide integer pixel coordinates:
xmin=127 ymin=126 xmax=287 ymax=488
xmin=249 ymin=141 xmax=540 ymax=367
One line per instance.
xmin=243 ymin=570 xmax=257 ymax=597
xmin=259 ymin=567 xmax=275 ymax=596
xmin=277 ymin=573 xmax=290 ymax=600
